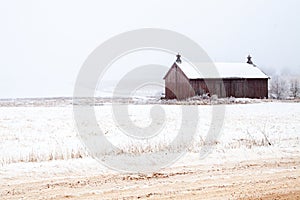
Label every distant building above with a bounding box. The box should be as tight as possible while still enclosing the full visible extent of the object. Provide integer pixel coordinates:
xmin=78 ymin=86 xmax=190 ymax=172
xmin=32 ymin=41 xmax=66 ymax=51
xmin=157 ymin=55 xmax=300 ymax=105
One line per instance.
xmin=163 ymin=54 xmax=269 ymax=100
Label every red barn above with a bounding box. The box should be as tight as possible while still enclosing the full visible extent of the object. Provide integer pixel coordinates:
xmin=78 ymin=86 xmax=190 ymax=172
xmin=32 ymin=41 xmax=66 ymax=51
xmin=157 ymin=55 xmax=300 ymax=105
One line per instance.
xmin=164 ymin=54 xmax=269 ymax=100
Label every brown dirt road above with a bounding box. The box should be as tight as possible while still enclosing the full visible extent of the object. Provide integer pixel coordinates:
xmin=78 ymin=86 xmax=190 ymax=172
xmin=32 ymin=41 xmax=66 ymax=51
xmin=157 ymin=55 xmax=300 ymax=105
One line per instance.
xmin=1 ymin=157 xmax=299 ymax=200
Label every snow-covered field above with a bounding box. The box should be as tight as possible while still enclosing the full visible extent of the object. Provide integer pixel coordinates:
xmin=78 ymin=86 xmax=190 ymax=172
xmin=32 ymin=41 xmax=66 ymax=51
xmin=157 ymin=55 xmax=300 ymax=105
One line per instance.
xmin=0 ymin=101 xmax=299 ymax=199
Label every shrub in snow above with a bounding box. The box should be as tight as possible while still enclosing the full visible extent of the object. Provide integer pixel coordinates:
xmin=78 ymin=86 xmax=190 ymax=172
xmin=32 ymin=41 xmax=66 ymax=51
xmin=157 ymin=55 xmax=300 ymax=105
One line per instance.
xmin=211 ymin=95 xmax=218 ymax=101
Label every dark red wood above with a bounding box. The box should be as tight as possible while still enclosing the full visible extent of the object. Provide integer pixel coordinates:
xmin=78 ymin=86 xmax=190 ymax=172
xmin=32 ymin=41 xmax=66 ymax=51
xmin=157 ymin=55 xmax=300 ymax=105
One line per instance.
xmin=164 ymin=63 xmax=195 ymax=99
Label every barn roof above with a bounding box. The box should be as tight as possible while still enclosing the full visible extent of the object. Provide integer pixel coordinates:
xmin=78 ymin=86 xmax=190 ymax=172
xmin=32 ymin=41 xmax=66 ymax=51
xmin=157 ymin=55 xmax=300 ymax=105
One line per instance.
xmin=174 ymin=62 xmax=269 ymax=79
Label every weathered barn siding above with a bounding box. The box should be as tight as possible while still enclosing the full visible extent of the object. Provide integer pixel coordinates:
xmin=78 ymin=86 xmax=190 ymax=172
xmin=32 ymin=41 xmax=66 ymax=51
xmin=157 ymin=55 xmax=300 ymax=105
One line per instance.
xmin=164 ymin=63 xmax=195 ymax=99
xmin=189 ymin=78 xmax=268 ymax=98
xmin=189 ymin=79 xmax=226 ymax=97
xmin=245 ymin=79 xmax=268 ymax=98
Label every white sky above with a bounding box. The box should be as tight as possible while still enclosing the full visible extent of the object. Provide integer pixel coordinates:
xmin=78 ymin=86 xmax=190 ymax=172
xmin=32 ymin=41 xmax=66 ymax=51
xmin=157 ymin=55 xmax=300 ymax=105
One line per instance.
xmin=0 ymin=0 xmax=299 ymax=98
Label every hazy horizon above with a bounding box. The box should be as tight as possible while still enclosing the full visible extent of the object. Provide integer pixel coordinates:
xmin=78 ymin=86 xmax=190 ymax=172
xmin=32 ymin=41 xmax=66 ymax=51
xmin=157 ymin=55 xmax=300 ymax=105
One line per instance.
xmin=1 ymin=0 xmax=299 ymax=98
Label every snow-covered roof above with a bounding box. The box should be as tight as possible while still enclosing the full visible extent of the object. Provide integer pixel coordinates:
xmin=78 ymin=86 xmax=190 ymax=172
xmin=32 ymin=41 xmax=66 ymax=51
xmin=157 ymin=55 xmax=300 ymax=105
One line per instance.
xmin=175 ymin=62 xmax=269 ymax=79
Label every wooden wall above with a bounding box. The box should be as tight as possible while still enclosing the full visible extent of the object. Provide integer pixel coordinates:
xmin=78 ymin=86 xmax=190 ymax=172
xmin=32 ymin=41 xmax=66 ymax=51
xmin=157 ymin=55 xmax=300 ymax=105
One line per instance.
xmin=189 ymin=78 xmax=268 ymax=99
xmin=164 ymin=64 xmax=195 ymax=99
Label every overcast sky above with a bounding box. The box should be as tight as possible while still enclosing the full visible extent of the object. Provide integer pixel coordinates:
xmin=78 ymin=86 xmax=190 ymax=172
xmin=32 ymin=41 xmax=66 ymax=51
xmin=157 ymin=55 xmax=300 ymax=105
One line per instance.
xmin=0 ymin=0 xmax=299 ymax=98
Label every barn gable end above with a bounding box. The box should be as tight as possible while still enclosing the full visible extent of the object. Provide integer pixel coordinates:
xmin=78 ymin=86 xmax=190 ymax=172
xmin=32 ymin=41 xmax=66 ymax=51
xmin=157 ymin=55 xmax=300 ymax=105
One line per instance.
xmin=164 ymin=63 xmax=195 ymax=100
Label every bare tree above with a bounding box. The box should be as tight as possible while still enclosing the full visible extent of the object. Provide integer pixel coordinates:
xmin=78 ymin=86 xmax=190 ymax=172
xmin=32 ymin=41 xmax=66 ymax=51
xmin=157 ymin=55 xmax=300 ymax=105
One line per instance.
xmin=270 ymin=76 xmax=288 ymax=99
xmin=290 ymin=79 xmax=300 ymax=98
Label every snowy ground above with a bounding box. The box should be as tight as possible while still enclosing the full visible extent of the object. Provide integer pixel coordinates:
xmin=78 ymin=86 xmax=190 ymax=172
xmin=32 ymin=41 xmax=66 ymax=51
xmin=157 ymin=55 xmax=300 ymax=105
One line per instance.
xmin=0 ymin=101 xmax=299 ymax=199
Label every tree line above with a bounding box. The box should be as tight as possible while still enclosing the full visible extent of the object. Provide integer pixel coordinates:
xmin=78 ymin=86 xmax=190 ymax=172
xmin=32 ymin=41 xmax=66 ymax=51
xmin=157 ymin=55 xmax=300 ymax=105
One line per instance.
xmin=270 ymin=76 xmax=300 ymax=99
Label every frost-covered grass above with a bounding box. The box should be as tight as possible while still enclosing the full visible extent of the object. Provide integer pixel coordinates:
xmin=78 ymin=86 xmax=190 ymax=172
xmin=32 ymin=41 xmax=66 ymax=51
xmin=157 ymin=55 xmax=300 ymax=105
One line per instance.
xmin=0 ymin=107 xmax=88 ymax=165
xmin=0 ymin=102 xmax=299 ymax=165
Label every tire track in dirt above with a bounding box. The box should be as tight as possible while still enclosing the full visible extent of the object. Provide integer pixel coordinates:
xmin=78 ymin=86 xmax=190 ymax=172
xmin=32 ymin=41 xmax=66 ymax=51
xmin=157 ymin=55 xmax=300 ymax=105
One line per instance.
xmin=1 ymin=157 xmax=299 ymax=199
